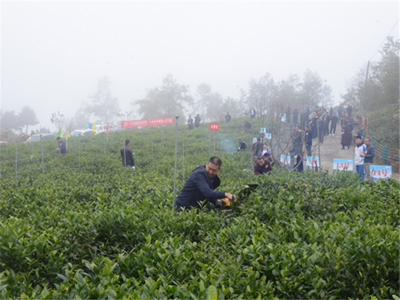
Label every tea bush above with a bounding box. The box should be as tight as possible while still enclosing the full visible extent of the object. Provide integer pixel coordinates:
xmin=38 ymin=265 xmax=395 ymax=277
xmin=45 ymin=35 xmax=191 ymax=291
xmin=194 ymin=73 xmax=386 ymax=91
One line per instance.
xmin=0 ymin=119 xmax=399 ymax=299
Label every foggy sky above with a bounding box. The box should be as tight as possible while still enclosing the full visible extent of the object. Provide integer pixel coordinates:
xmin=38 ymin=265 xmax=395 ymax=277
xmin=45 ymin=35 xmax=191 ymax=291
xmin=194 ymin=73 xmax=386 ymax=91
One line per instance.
xmin=1 ymin=1 xmax=399 ymax=130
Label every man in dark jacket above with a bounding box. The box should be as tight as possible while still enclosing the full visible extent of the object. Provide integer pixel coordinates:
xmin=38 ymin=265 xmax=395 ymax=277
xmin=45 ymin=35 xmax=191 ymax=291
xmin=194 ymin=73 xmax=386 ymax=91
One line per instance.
xmin=237 ymin=139 xmax=247 ymax=151
xmin=225 ymin=112 xmax=231 ymax=122
xmin=254 ymin=156 xmax=272 ymax=175
xmin=56 ymin=137 xmax=67 ymax=155
xmin=360 ymin=137 xmax=375 ymax=181
xmin=330 ymin=112 xmax=338 ymax=135
xmin=194 ymin=114 xmax=201 ymax=127
xmin=120 ymin=139 xmax=135 ymax=168
xmin=175 ymin=157 xmax=236 ymax=211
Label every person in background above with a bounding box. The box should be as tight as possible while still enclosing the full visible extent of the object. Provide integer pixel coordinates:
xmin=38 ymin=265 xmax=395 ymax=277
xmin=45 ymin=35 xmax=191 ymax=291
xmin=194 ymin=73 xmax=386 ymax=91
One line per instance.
xmin=318 ymin=116 xmax=324 ymax=143
xmin=354 ymin=136 xmax=366 ymax=180
xmin=300 ymin=110 xmax=307 ymax=130
xmin=329 ymin=107 xmax=333 ymax=117
xmin=305 ymin=124 xmax=312 ymax=156
xmin=293 ymin=106 xmax=299 ymax=125
xmin=286 ymin=105 xmax=291 ymax=123
xmin=252 ymin=137 xmax=263 ymax=157
xmin=175 ymin=157 xmax=237 ymax=211
xmin=338 ymin=104 xmax=344 ymax=120
xmin=187 ymin=116 xmax=194 ymax=129
xmin=194 ymin=114 xmax=201 ymax=127
xmin=242 ymin=121 xmax=251 ymax=133
xmin=310 ymin=112 xmax=318 ymax=139
xmin=56 ymin=137 xmax=67 ymax=155
xmin=225 ymin=112 xmax=231 ymax=122
xmin=237 ymin=139 xmax=247 ymax=151
xmin=292 ymin=124 xmax=303 ymax=172
xmin=361 ymin=137 xmax=375 ymax=181
xmin=250 ymin=107 xmax=256 ymax=118
xmin=254 ymin=156 xmax=272 ymax=175
xmin=340 ymin=123 xmax=352 ymax=150
xmin=305 ymin=104 xmax=311 ymax=117
xmin=260 ymin=143 xmax=272 ymax=156
xmin=323 ymin=110 xmax=331 ymax=136
xmin=330 ymin=112 xmax=338 ymax=135
xmin=347 ymin=104 xmax=353 ymax=117
xmin=263 ymin=152 xmax=276 ymax=168
xmin=120 ymin=139 xmax=135 ymax=169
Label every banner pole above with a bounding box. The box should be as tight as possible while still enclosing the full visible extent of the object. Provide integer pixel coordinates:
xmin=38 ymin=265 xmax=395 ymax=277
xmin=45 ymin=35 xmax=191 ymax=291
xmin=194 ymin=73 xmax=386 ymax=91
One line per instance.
xmin=79 ymin=140 xmax=81 ymax=169
xmin=182 ymin=131 xmax=185 ymax=181
xmin=214 ymin=131 xmax=216 ymax=155
xmin=151 ymin=132 xmax=154 ymax=163
xmin=316 ymin=117 xmax=322 ymax=185
xmin=173 ymin=116 xmax=179 ymax=206
xmin=15 ymin=141 xmax=17 ymax=182
xmin=40 ymin=135 xmax=45 ymax=183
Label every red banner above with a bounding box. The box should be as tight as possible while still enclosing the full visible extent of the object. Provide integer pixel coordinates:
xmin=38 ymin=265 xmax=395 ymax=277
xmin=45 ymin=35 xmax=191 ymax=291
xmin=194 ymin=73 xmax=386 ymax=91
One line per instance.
xmin=121 ymin=117 xmax=174 ymax=128
xmin=209 ymin=123 xmax=219 ymax=131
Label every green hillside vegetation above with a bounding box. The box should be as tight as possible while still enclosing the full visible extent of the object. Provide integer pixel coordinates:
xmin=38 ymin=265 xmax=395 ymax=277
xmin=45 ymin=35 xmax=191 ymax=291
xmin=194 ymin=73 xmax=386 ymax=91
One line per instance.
xmin=0 ymin=119 xmax=399 ymax=299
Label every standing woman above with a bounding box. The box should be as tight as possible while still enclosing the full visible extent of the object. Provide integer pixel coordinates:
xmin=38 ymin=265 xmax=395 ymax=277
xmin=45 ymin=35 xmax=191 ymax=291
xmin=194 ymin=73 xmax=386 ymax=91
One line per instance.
xmin=261 ymin=143 xmax=272 ymax=156
xmin=340 ymin=123 xmax=352 ymax=149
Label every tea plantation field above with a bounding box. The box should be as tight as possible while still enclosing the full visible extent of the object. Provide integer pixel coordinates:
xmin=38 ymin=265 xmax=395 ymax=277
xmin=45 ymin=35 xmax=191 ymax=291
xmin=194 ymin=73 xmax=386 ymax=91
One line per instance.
xmin=0 ymin=120 xmax=399 ymax=299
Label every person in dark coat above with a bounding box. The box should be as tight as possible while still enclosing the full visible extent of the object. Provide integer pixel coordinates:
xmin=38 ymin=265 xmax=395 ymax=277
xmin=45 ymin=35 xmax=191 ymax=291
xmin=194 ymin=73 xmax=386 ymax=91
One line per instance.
xmin=225 ymin=112 xmax=231 ymax=122
xmin=330 ymin=112 xmax=338 ymax=135
xmin=310 ymin=113 xmax=318 ymax=139
xmin=250 ymin=107 xmax=256 ymax=118
xmin=324 ymin=112 xmax=331 ymax=136
xmin=285 ymin=105 xmax=291 ymax=123
xmin=293 ymin=107 xmax=299 ymax=125
xmin=187 ymin=116 xmax=194 ymax=129
xmin=194 ymin=114 xmax=201 ymax=127
xmin=300 ymin=110 xmax=307 ymax=130
xmin=305 ymin=104 xmax=311 ymax=116
xmin=120 ymin=139 xmax=135 ymax=168
xmin=242 ymin=121 xmax=251 ymax=133
xmin=340 ymin=124 xmax=352 ymax=149
xmin=329 ymin=107 xmax=333 ymax=117
xmin=347 ymin=104 xmax=353 ymax=117
xmin=237 ymin=139 xmax=247 ymax=151
xmin=175 ymin=157 xmax=236 ymax=211
xmin=361 ymin=137 xmax=375 ymax=181
xmin=56 ymin=137 xmax=67 ymax=155
xmin=305 ymin=125 xmax=312 ymax=156
xmin=252 ymin=137 xmax=263 ymax=157
xmin=254 ymin=156 xmax=272 ymax=175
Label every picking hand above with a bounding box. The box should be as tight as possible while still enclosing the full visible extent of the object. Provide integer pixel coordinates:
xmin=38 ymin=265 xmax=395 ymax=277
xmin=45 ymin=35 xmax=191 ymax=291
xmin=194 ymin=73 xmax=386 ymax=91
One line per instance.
xmin=225 ymin=193 xmax=237 ymax=202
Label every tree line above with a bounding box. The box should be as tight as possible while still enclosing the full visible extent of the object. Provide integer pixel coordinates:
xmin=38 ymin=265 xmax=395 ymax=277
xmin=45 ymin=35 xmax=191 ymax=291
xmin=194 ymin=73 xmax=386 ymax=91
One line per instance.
xmin=1 ymin=37 xmax=398 ymax=147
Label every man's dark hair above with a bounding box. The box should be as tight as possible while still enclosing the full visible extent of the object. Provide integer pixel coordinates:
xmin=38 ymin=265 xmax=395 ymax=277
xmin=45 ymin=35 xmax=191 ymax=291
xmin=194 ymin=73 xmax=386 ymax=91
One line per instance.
xmin=56 ymin=137 xmax=61 ymax=140
xmin=208 ymin=157 xmax=222 ymax=168
xmin=364 ymin=137 xmax=370 ymax=141
xmin=263 ymin=152 xmax=270 ymax=157
xmin=355 ymin=136 xmax=362 ymax=140
xmin=125 ymin=139 xmax=130 ymax=146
